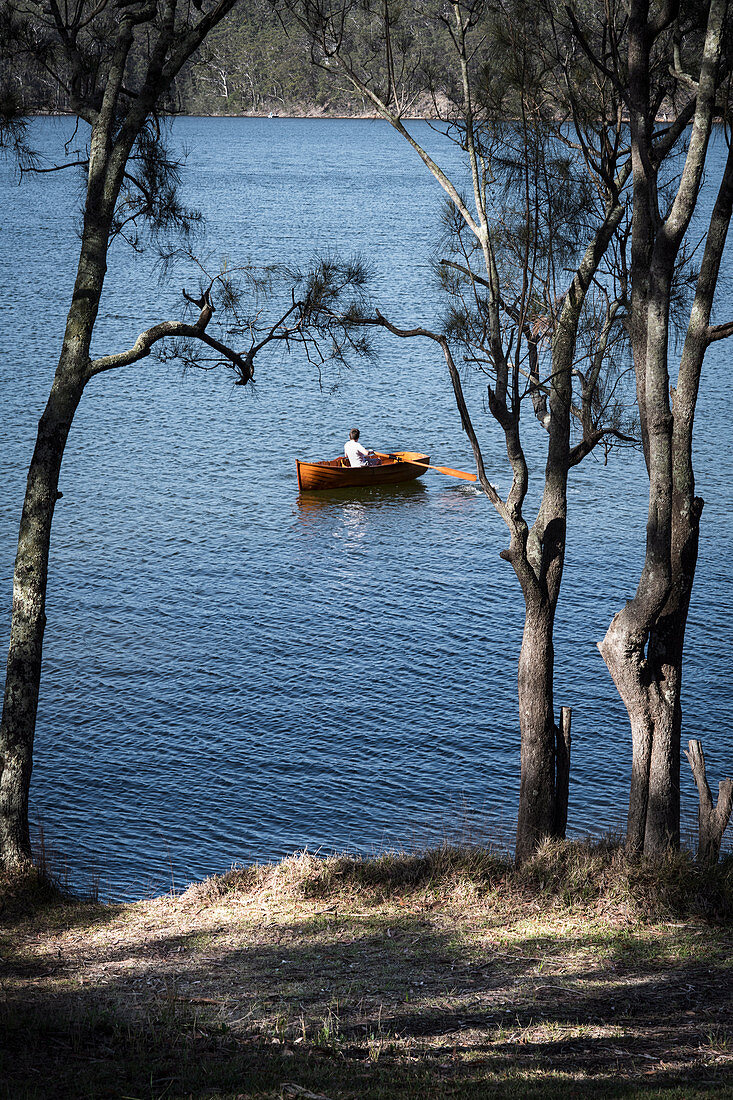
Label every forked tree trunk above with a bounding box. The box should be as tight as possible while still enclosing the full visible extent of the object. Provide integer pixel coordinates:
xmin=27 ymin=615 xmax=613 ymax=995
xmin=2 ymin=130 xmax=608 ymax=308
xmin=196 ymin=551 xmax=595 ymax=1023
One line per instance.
xmin=602 ymin=622 xmax=686 ymax=856
xmin=599 ymin=616 xmax=676 ymax=854
xmin=600 ymin=479 xmax=702 ymax=856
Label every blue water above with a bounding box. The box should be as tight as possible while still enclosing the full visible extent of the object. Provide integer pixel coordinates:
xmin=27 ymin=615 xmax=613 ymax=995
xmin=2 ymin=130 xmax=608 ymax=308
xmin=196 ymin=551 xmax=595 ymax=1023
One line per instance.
xmin=1 ymin=118 xmax=731 ymax=899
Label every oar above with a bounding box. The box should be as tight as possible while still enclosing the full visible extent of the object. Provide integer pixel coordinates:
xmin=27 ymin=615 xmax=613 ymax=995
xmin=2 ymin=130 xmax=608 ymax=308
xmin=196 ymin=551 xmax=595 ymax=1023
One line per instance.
xmin=414 ymin=461 xmax=477 ymax=482
xmin=379 ymin=453 xmax=477 ymax=482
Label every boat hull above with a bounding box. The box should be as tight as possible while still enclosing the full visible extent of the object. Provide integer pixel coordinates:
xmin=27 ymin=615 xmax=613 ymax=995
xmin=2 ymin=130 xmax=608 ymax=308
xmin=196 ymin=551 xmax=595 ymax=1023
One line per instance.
xmin=296 ymin=451 xmax=430 ymax=491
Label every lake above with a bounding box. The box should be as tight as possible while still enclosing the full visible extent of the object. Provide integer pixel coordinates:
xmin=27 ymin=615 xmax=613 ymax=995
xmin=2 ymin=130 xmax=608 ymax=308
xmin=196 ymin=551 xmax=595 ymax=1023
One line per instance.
xmin=1 ymin=117 xmax=731 ymax=900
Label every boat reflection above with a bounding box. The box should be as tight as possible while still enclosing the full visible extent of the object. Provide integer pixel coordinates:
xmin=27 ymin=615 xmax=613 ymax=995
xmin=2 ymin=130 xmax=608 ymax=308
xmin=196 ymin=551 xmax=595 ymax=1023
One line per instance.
xmin=294 ymin=480 xmax=428 ymax=532
xmin=296 ymin=479 xmax=427 ymax=514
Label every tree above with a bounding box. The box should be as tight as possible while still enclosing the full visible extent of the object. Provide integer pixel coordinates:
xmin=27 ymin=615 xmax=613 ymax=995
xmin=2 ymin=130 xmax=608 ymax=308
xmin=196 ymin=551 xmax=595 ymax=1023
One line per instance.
xmin=593 ymin=0 xmax=733 ymax=855
xmin=0 ymin=0 xmax=371 ymax=872
xmin=282 ymin=0 xmax=636 ymax=861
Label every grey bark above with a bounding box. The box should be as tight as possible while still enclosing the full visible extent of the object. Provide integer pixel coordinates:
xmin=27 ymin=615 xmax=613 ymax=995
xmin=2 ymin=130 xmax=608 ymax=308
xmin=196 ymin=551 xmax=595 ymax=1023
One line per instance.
xmin=0 ymin=375 xmax=85 ymax=868
xmin=598 ymin=0 xmax=730 ymax=857
xmin=684 ymin=740 xmax=733 ymax=864
xmin=515 ymin=598 xmax=558 ymax=861
xmin=0 ymin=195 xmax=109 ymax=869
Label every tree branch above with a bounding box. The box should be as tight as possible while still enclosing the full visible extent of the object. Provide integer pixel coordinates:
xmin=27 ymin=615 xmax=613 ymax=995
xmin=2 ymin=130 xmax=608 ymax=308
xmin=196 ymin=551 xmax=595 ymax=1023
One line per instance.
xmin=706 ymin=321 xmax=733 ymax=343
xmin=86 ymin=290 xmax=254 ymax=383
xmin=364 ymin=309 xmax=506 ymax=513
xmin=567 ymin=427 xmax=637 ymax=468
xmin=564 ymin=4 xmax=628 ymax=101
xmin=19 ymin=159 xmax=88 ymax=176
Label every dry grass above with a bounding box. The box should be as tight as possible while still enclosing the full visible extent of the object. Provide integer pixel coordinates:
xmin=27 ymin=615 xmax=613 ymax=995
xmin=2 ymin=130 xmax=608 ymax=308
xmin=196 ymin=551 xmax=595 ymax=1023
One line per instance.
xmin=1 ymin=841 xmax=732 ymax=1099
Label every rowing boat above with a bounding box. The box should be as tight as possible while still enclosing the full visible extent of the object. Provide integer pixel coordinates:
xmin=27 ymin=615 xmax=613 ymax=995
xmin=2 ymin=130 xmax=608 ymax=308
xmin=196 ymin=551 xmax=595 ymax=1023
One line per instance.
xmin=296 ymin=451 xmax=430 ymax=491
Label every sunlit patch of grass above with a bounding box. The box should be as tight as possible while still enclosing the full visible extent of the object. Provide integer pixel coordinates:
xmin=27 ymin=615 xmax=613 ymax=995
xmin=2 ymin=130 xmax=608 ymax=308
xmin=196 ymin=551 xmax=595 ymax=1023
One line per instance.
xmin=179 ymin=838 xmax=733 ymax=927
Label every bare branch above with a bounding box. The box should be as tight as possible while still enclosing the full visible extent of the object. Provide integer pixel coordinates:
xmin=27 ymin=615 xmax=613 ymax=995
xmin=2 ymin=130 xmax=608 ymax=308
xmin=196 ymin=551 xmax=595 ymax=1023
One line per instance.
xmin=668 ymin=63 xmax=698 ymax=93
xmin=567 ymin=426 xmax=637 ymax=468
xmin=19 ymin=159 xmax=88 ymax=176
xmin=360 ymin=308 xmax=513 ymax=523
xmin=706 ymin=321 xmax=733 ymax=343
xmin=87 ymin=291 xmax=254 ymax=383
xmin=564 ymin=4 xmax=627 ymax=101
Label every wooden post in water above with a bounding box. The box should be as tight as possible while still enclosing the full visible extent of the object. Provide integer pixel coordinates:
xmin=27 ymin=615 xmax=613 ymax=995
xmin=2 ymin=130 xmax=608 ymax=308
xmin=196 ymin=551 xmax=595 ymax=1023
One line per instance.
xmin=553 ymin=707 xmax=572 ymax=839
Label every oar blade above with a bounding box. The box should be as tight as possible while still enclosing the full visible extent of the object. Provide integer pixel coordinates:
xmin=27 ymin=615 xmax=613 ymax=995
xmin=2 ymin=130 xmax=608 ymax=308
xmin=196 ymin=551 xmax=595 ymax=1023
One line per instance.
xmin=433 ymin=465 xmax=477 ymax=482
xmin=382 ymin=453 xmax=477 ymax=482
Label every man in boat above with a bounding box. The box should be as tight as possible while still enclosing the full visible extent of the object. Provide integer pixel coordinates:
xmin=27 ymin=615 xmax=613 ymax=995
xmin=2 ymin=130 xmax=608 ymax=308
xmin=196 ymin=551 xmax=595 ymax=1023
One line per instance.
xmin=344 ymin=428 xmax=380 ymax=467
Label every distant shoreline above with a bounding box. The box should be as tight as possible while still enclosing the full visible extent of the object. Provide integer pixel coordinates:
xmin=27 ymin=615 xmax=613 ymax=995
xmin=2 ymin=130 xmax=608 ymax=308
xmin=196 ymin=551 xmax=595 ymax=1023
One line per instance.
xmin=30 ymin=108 xmax=704 ymax=124
xmin=31 ymin=109 xmax=418 ymax=120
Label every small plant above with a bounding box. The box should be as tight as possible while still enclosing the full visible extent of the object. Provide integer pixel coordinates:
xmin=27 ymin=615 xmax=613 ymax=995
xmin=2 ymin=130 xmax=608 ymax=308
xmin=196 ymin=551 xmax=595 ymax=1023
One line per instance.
xmin=705 ymin=1025 xmax=731 ymax=1053
xmin=274 ymin=1011 xmax=289 ymax=1042
xmin=315 ymin=1002 xmax=341 ymax=1049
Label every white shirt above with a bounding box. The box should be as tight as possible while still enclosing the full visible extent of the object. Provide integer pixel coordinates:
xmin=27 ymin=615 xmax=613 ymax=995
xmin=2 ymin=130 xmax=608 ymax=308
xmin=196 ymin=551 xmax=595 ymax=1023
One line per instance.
xmin=344 ymin=439 xmax=370 ymax=467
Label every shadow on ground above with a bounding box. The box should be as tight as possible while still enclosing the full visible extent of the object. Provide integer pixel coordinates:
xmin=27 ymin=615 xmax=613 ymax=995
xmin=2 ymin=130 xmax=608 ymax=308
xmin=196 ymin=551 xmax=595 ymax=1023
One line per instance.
xmin=2 ymin=891 xmax=732 ymax=1099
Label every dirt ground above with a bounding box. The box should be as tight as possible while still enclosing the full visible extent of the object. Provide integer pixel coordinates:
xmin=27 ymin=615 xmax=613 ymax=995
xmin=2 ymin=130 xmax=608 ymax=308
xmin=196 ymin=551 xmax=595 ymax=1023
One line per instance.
xmin=2 ymin=846 xmax=732 ymax=1099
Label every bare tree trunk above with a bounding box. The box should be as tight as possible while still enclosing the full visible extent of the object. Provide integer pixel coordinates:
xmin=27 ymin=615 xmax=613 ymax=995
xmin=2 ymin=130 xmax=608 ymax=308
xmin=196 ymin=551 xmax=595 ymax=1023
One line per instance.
xmin=599 ymin=615 xmax=651 ymax=853
xmin=642 ymin=686 xmax=678 ymax=855
xmin=0 ymin=208 xmax=107 ymax=870
xmin=516 ymin=596 xmax=557 ymax=862
xmin=601 ymin=284 xmax=707 ymax=858
xmin=0 ymin=369 xmax=85 ymax=869
xmin=599 ymin=615 xmax=678 ymax=854
xmin=634 ymin=387 xmax=705 ymax=854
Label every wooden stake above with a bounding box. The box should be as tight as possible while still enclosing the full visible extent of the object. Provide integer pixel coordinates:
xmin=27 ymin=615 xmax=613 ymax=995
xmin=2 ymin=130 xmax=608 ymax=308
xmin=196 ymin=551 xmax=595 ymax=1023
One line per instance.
xmin=684 ymin=739 xmax=733 ymax=864
xmin=553 ymin=706 xmax=572 ymax=839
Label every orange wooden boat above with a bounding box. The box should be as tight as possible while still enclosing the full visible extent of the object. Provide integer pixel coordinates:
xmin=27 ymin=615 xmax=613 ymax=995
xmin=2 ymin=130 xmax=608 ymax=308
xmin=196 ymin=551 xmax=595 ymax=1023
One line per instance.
xmin=296 ymin=451 xmax=430 ymax=491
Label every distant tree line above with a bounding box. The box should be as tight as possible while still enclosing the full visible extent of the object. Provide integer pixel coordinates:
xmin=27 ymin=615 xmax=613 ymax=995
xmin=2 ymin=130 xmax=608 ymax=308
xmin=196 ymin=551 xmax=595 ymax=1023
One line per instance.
xmin=9 ymin=0 xmax=454 ymax=117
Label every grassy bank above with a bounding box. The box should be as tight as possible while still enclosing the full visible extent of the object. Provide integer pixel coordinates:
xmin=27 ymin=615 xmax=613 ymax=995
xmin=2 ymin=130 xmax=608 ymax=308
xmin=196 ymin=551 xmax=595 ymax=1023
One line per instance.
xmin=2 ymin=841 xmax=732 ymax=1099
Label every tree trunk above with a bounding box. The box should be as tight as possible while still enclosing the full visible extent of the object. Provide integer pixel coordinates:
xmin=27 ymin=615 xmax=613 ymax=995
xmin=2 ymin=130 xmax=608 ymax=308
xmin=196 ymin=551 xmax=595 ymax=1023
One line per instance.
xmin=599 ymin=0 xmax=728 ymax=860
xmin=599 ymin=472 xmax=703 ymax=858
xmin=642 ymin=682 xmax=678 ymax=855
xmin=516 ymin=597 xmax=557 ymax=863
xmin=0 ymin=370 xmax=86 ymax=869
xmin=599 ymin=612 xmax=675 ymax=854
xmin=643 ymin=609 xmax=688 ymax=854
xmin=0 ymin=191 xmax=109 ymax=871
xmin=0 ymin=0 xmax=246 ymax=873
